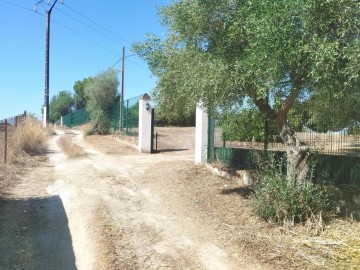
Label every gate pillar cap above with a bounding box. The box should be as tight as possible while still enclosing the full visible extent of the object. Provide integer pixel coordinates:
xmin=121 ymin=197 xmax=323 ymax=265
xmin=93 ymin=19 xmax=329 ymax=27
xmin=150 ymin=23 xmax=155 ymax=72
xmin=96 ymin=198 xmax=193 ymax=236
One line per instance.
xmin=141 ymin=93 xmax=151 ymax=101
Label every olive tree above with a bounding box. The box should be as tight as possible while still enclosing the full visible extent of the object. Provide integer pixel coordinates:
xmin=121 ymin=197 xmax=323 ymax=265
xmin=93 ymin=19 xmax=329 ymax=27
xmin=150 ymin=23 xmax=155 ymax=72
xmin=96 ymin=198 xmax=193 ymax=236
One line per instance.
xmin=85 ymin=68 xmax=119 ymax=134
xmin=134 ymin=0 xmax=360 ymax=185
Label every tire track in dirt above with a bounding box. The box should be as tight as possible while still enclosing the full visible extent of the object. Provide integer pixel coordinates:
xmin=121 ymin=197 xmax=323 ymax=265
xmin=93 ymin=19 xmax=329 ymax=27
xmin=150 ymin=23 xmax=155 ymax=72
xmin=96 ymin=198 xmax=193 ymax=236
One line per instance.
xmin=69 ymin=131 xmax=263 ymax=270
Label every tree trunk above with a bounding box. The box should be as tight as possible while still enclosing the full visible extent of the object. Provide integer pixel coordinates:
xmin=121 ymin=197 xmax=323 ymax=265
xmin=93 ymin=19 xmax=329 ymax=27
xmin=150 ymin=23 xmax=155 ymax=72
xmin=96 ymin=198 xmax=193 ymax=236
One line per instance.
xmin=278 ymin=121 xmax=310 ymax=186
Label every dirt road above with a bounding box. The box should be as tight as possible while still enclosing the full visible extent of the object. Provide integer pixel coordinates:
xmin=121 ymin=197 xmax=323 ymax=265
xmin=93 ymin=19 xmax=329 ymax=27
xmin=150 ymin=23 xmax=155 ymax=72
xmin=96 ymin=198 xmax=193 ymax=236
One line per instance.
xmin=0 ymin=131 xmax=269 ymax=270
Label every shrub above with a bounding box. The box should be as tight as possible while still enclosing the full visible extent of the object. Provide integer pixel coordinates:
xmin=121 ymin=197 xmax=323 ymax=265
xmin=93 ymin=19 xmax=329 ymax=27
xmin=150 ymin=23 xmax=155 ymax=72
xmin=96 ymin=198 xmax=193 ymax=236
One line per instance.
xmin=252 ymin=154 xmax=329 ymax=224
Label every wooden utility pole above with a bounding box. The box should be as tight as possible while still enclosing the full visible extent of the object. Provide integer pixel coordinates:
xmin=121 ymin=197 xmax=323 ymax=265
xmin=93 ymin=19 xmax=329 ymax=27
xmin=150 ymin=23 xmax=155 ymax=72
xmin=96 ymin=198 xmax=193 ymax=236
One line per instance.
xmin=4 ymin=119 xmax=7 ymax=163
xmin=36 ymin=0 xmax=62 ymax=126
xmin=120 ymin=47 xmax=125 ymax=130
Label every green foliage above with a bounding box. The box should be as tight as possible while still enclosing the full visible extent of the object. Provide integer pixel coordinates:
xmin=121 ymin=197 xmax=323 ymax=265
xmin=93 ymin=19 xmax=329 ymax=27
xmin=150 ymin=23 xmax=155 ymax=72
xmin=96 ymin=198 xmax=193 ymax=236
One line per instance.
xmin=154 ymin=104 xmax=196 ymax=126
xmin=219 ymin=108 xmax=279 ymax=143
xmin=89 ymin=112 xmax=111 ymax=135
xmin=73 ymin=77 xmax=93 ymax=109
xmin=134 ymin=0 xmax=359 ymax=115
xmin=85 ymin=68 xmax=119 ymax=135
xmin=348 ymin=122 xmax=360 ymax=136
xmin=252 ymin=155 xmax=329 ymax=224
xmin=49 ymin=91 xmax=74 ymax=123
xmin=134 ymin=0 xmax=359 ymax=183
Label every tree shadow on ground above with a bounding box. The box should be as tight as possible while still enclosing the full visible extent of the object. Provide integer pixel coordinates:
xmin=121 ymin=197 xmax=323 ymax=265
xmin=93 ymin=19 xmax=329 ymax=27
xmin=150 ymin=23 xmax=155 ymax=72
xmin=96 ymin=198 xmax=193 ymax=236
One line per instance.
xmin=220 ymin=187 xmax=254 ymax=198
xmin=0 ymin=196 xmax=76 ymax=270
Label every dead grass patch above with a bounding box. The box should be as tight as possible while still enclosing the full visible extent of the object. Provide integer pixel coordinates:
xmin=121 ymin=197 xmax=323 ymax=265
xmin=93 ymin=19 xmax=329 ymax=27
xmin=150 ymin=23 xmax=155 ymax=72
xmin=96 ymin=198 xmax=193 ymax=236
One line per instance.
xmin=0 ymin=154 xmax=48 ymax=198
xmin=0 ymin=164 xmax=18 ymax=197
xmin=92 ymin=206 xmax=138 ymax=270
xmin=238 ymin=218 xmax=360 ymax=270
xmin=70 ymin=123 xmax=93 ymax=136
xmin=1 ymin=118 xmax=49 ymax=196
xmin=84 ymin=135 xmax=137 ymax=156
xmin=9 ymin=118 xmax=47 ymax=164
xmin=57 ymin=135 xmax=86 ymax=158
xmin=144 ymin=162 xmax=360 ymax=270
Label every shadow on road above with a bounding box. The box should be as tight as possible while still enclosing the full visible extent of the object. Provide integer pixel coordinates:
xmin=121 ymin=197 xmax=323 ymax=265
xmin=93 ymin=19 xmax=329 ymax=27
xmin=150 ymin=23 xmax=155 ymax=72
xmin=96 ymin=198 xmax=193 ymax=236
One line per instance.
xmin=0 ymin=196 xmax=76 ymax=270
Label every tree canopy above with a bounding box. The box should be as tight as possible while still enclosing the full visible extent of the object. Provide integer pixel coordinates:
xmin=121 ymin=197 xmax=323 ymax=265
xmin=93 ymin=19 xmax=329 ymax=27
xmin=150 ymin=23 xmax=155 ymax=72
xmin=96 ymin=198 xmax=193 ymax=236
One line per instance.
xmin=49 ymin=90 xmax=74 ymax=123
xmin=73 ymin=77 xmax=93 ymax=110
xmin=85 ymin=68 xmax=119 ymax=134
xmin=134 ymin=0 xmax=360 ymax=183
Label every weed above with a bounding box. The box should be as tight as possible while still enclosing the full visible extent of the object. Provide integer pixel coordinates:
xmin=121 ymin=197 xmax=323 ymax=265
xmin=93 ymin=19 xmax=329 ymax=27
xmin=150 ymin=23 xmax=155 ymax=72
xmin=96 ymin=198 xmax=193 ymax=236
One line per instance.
xmin=252 ymin=153 xmax=329 ymax=225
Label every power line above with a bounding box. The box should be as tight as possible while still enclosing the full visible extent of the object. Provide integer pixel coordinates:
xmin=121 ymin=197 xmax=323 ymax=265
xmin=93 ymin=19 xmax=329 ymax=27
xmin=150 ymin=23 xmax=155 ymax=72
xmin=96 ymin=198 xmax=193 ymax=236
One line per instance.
xmin=54 ymin=6 xmax=127 ymax=48
xmin=62 ymin=3 xmax=131 ymax=46
xmin=51 ymin=18 xmax=120 ymax=56
xmin=0 ymin=0 xmax=149 ymax=72
xmin=0 ymin=0 xmax=34 ymax=12
xmin=112 ymin=53 xmax=137 ymax=67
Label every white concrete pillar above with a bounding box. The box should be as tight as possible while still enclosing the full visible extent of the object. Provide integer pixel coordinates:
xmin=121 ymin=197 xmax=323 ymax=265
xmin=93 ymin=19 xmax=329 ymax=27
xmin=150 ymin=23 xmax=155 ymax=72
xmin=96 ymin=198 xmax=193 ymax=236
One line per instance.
xmin=60 ymin=116 xmax=63 ymax=127
xmin=138 ymin=93 xmax=152 ymax=153
xmin=195 ymin=102 xmax=209 ymax=164
xmin=43 ymin=106 xmax=47 ymax=128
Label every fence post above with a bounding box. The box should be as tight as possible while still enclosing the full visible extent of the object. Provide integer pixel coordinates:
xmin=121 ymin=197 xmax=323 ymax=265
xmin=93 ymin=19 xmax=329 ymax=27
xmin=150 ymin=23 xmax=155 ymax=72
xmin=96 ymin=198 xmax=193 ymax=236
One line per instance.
xmin=138 ymin=93 xmax=152 ymax=153
xmin=195 ymin=102 xmax=209 ymax=164
xmin=4 ymin=119 xmax=7 ymax=163
xmin=126 ymin=99 xmax=129 ymax=134
xmin=151 ymin=108 xmax=155 ymax=153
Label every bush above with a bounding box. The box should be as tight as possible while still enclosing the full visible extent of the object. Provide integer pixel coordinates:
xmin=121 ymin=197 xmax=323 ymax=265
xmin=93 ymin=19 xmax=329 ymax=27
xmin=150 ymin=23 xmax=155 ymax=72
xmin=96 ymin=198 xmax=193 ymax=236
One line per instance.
xmin=252 ymin=154 xmax=329 ymax=224
xmin=91 ymin=113 xmax=112 ymax=135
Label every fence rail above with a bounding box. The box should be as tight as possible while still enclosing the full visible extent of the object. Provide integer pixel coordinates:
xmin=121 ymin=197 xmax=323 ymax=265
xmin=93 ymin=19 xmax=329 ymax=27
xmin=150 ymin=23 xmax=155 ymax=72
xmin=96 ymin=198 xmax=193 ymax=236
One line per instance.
xmin=0 ymin=112 xmax=27 ymax=163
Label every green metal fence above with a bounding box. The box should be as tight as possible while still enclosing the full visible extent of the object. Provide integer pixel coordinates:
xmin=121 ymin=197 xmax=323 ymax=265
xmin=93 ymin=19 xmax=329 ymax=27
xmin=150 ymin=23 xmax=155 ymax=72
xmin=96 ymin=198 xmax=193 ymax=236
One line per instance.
xmin=62 ymin=95 xmax=142 ymax=135
xmin=207 ymin=95 xmax=360 ymax=186
xmin=110 ymin=95 xmax=142 ymax=135
xmin=62 ymin=108 xmax=91 ymax=128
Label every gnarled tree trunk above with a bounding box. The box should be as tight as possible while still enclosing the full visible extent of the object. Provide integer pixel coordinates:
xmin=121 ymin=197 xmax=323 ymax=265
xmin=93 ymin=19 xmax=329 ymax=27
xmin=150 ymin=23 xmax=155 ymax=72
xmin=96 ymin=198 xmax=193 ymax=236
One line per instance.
xmin=279 ymin=121 xmax=310 ymax=186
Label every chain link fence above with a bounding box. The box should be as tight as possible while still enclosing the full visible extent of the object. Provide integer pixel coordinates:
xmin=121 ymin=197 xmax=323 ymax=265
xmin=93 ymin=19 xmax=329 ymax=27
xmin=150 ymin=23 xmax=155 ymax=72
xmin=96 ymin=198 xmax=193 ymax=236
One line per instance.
xmin=0 ymin=112 xmax=27 ymax=163
xmin=62 ymin=108 xmax=90 ymax=128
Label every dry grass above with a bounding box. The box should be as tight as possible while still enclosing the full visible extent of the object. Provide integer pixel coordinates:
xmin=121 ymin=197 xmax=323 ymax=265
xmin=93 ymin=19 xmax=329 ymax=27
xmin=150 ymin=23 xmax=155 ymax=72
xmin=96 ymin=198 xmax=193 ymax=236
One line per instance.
xmin=92 ymin=206 xmax=138 ymax=270
xmin=0 ymin=118 xmax=49 ymax=197
xmin=8 ymin=118 xmax=48 ymax=164
xmin=0 ymin=164 xmax=19 ymax=197
xmin=71 ymin=123 xmax=93 ymax=136
xmin=141 ymin=160 xmax=360 ymax=270
xmin=240 ymin=218 xmax=360 ymax=270
xmin=57 ymin=135 xmax=86 ymax=158
xmin=85 ymin=135 xmax=137 ymax=155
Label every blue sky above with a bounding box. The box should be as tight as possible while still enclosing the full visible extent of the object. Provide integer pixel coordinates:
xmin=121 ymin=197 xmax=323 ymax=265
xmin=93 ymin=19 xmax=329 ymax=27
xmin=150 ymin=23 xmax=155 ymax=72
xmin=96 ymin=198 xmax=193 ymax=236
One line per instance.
xmin=0 ymin=0 xmax=168 ymax=120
